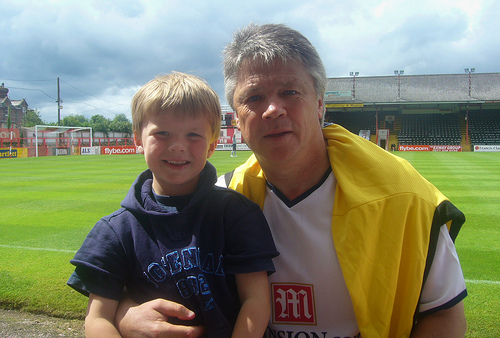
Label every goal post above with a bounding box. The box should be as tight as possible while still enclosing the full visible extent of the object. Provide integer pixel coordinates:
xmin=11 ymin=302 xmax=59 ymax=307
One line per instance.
xmin=34 ymin=125 xmax=93 ymax=157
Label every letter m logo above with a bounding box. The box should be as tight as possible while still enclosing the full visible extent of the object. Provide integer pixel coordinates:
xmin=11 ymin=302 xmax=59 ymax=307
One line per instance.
xmin=272 ymin=283 xmax=316 ymax=324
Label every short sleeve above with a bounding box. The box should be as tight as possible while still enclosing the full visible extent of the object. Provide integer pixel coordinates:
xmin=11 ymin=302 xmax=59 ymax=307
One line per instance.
xmin=67 ymin=218 xmax=130 ymax=300
xmin=418 ymin=224 xmax=467 ymax=314
xmin=221 ymin=196 xmax=279 ymax=275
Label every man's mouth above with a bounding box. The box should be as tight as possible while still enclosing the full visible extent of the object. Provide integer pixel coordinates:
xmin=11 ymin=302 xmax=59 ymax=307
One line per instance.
xmin=265 ymin=130 xmax=291 ymax=138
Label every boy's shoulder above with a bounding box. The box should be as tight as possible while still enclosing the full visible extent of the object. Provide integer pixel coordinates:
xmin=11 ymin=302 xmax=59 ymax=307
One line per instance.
xmin=97 ymin=207 xmax=144 ymax=234
xmin=100 ymin=207 xmax=129 ymax=222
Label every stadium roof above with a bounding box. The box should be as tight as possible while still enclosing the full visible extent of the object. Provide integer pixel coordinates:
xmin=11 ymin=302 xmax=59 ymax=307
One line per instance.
xmin=325 ymin=72 xmax=500 ymax=105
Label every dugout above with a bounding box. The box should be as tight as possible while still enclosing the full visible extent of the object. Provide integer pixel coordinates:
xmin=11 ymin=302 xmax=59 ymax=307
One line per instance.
xmin=324 ymin=72 xmax=500 ymax=151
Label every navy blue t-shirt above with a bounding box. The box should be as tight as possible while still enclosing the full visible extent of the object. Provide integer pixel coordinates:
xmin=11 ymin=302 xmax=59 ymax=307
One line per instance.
xmin=68 ymin=164 xmax=278 ymax=337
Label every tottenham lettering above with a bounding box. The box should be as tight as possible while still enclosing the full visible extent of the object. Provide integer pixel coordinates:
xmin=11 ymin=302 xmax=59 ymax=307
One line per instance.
xmin=143 ymin=246 xmax=223 ymax=298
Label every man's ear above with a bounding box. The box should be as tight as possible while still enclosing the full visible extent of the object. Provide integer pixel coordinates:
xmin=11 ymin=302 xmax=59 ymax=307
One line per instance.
xmin=317 ymin=97 xmax=325 ymax=122
xmin=134 ymin=133 xmax=144 ymax=154
xmin=235 ymin=113 xmax=241 ymax=131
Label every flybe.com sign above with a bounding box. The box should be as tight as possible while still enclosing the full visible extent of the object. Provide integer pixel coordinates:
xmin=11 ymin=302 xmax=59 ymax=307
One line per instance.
xmin=81 ymin=146 xmax=137 ymax=155
xmin=399 ymin=145 xmax=463 ymax=152
xmin=103 ymin=146 xmax=137 ymax=155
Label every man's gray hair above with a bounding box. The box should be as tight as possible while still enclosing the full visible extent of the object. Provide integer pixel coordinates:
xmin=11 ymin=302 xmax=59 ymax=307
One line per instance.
xmin=223 ymin=23 xmax=327 ymax=109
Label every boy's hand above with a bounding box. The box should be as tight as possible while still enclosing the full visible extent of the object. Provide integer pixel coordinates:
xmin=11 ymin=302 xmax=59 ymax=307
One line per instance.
xmin=116 ymin=297 xmax=205 ymax=337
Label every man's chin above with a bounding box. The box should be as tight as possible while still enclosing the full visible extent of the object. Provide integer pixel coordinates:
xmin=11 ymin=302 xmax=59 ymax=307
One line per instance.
xmin=256 ymin=147 xmax=297 ymax=165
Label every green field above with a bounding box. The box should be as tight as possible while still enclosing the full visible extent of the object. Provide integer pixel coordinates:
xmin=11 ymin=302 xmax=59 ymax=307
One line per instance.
xmin=0 ymin=151 xmax=499 ymax=336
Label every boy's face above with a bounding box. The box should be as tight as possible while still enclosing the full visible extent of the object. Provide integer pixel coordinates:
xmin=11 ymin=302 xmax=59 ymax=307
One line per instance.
xmin=134 ymin=111 xmax=217 ymax=196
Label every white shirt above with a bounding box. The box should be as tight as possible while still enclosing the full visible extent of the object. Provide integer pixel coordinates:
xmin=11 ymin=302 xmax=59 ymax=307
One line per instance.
xmin=217 ymin=172 xmax=466 ymax=336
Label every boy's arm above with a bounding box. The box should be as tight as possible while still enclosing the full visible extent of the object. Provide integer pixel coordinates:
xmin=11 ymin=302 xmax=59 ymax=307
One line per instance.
xmin=86 ymin=293 xmax=121 ymax=338
xmin=233 ymin=271 xmax=271 ymax=338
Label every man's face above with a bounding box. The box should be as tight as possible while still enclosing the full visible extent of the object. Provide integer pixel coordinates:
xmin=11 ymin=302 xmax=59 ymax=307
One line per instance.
xmin=232 ymin=59 xmax=324 ymax=165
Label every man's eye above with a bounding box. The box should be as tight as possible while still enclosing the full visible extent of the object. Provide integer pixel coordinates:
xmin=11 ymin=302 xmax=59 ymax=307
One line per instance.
xmin=283 ymin=90 xmax=297 ymax=95
xmin=247 ymin=95 xmax=261 ymax=103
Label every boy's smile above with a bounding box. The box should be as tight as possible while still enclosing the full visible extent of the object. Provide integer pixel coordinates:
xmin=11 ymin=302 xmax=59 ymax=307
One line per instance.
xmin=135 ymin=112 xmax=216 ymax=196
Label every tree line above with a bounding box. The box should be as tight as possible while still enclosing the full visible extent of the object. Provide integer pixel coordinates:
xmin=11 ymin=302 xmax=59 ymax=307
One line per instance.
xmin=23 ymin=110 xmax=133 ymax=137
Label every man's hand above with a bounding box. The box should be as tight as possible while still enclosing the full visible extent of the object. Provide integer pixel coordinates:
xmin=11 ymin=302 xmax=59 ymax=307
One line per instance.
xmin=115 ymin=297 xmax=205 ymax=337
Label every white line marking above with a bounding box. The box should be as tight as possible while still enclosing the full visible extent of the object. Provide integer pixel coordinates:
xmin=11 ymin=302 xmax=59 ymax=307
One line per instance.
xmin=0 ymin=244 xmax=76 ymax=254
xmin=1 ymin=245 xmax=499 ymax=285
xmin=465 ymin=279 xmax=500 ymax=285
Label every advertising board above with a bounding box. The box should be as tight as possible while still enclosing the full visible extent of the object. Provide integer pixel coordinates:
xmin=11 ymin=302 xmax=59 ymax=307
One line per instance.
xmin=102 ymin=146 xmax=137 ymax=155
xmin=398 ymin=145 xmax=463 ymax=152
xmin=473 ymin=145 xmax=500 ymax=152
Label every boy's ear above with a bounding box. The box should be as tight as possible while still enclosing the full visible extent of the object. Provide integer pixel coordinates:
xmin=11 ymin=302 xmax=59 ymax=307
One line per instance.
xmin=134 ymin=133 xmax=144 ymax=154
xmin=206 ymin=140 xmax=217 ymax=159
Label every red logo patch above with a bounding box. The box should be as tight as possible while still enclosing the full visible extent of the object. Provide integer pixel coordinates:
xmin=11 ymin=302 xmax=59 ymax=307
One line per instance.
xmin=272 ymin=283 xmax=316 ymax=324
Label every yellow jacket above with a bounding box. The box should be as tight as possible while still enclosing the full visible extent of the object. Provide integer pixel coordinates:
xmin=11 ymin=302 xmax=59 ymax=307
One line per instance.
xmin=228 ymin=124 xmax=465 ymax=337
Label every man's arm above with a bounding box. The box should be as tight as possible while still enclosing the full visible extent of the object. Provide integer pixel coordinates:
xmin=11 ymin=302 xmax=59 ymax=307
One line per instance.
xmin=411 ymin=301 xmax=466 ymax=337
xmin=115 ymin=296 xmax=205 ymax=338
xmin=86 ymin=293 xmax=121 ymax=337
xmin=232 ymin=271 xmax=271 ymax=337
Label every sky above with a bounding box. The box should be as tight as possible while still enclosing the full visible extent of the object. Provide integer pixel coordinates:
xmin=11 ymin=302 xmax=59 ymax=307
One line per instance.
xmin=1 ymin=0 xmax=499 ymax=123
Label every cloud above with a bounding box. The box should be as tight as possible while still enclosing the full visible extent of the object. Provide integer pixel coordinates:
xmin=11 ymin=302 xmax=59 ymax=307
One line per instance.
xmin=1 ymin=0 xmax=498 ymax=123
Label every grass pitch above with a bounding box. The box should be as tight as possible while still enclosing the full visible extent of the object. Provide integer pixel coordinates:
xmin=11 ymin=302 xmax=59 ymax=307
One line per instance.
xmin=0 ymin=151 xmax=498 ymax=337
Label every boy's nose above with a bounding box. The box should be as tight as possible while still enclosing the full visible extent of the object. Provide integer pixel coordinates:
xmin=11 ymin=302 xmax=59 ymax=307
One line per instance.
xmin=168 ymin=138 xmax=186 ymax=152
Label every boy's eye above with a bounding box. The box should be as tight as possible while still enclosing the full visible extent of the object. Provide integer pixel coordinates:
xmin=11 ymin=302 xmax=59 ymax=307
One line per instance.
xmin=187 ymin=133 xmax=202 ymax=138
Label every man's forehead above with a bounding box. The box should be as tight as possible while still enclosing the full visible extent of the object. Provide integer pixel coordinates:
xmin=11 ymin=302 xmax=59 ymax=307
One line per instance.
xmin=240 ymin=56 xmax=297 ymax=72
xmin=237 ymin=58 xmax=310 ymax=86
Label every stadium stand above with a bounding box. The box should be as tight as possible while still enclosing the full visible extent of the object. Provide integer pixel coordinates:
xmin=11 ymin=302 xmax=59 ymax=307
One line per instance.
xmin=468 ymin=110 xmax=500 ymax=146
xmin=398 ymin=114 xmax=462 ymax=145
xmin=324 ymin=72 xmax=500 ymax=151
xmin=327 ymin=111 xmax=377 ymax=136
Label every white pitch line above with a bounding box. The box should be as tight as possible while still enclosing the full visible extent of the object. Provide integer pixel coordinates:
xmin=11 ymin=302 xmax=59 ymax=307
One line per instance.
xmin=0 ymin=244 xmax=76 ymax=254
xmin=1 ymin=244 xmax=499 ymax=286
xmin=465 ymin=279 xmax=500 ymax=286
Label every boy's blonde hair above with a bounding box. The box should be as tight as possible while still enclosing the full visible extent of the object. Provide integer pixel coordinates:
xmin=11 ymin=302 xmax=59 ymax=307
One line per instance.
xmin=132 ymin=72 xmax=221 ymax=142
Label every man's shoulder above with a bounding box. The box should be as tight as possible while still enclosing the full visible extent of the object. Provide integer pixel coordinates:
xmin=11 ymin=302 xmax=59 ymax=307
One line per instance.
xmin=215 ymin=171 xmax=234 ymax=188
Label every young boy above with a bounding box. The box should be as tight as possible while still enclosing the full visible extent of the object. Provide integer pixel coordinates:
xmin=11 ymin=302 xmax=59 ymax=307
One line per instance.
xmin=67 ymin=72 xmax=278 ymax=337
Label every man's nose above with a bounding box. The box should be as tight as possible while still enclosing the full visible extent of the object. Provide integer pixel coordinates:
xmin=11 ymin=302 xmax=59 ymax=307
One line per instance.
xmin=262 ymin=100 xmax=287 ymax=119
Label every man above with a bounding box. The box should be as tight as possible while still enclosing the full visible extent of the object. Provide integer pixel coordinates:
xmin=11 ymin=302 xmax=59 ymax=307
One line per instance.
xmin=117 ymin=23 xmax=467 ymax=337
